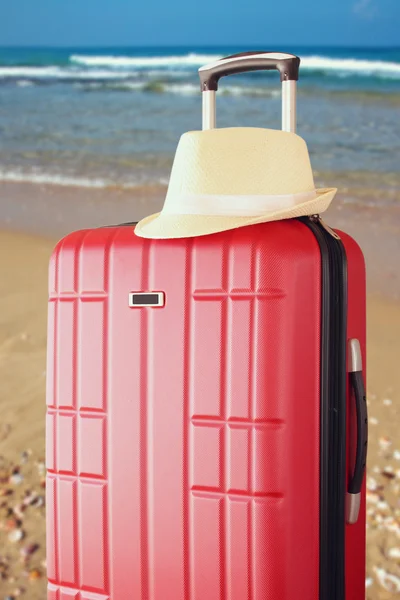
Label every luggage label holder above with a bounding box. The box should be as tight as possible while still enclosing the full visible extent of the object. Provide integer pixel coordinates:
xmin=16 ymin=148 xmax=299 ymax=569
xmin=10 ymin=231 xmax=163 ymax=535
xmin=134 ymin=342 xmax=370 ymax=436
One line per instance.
xmin=128 ymin=292 xmax=165 ymax=307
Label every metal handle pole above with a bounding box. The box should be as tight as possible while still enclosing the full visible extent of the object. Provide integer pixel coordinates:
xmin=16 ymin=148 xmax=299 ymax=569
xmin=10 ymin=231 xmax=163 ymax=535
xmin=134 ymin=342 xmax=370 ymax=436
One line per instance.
xmin=202 ymin=91 xmax=216 ymax=130
xmin=282 ymin=81 xmax=296 ymax=133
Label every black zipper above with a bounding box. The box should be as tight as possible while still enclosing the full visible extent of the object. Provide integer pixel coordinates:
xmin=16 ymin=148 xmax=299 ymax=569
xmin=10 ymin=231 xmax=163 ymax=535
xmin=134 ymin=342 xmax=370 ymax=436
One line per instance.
xmin=299 ymin=216 xmax=348 ymax=600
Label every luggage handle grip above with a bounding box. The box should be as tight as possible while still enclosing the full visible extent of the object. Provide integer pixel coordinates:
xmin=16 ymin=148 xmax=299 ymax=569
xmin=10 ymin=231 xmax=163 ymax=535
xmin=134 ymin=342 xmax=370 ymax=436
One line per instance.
xmin=198 ymin=51 xmax=300 ymax=133
xmin=199 ymin=51 xmax=300 ymax=91
xmin=346 ymin=339 xmax=368 ymax=525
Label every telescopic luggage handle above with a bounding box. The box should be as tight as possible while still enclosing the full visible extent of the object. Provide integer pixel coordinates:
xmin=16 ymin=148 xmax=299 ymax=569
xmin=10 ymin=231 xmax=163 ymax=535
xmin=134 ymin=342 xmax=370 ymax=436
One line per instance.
xmin=198 ymin=51 xmax=300 ymax=133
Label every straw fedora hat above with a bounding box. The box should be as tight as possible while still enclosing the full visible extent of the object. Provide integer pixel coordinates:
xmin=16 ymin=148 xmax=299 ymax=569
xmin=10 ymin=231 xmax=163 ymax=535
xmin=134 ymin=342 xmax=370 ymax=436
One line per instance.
xmin=135 ymin=127 xmax=336 ymax=239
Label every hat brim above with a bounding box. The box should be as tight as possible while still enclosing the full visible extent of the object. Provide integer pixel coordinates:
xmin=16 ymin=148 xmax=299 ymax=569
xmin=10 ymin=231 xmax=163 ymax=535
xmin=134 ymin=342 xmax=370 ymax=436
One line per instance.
xmin=134 ymin=188 xmax=337 ymax=239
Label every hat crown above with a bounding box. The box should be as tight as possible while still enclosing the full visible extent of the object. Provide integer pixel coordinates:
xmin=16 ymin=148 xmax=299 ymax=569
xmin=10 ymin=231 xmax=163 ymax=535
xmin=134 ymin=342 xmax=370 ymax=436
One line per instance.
xmin=135 ymin=126 xmax=336 ymax=239
xmin=164 ymin=127 xmax=315 ymax=208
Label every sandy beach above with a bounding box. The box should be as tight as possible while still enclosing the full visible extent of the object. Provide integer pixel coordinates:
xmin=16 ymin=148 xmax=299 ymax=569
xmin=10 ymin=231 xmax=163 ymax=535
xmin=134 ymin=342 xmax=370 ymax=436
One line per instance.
xmin=0 ymin=181 xmax=399 ymax=598
xmin=0 ymin=228 xmax=50 ymax=599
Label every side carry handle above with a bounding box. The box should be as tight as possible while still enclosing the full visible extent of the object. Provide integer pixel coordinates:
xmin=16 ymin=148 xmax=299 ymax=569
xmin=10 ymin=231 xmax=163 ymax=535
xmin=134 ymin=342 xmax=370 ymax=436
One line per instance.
xmin=198 ymin=51 xmax=300 ymax=133
xmin=346 ymin=339 xmax=368 ymax=524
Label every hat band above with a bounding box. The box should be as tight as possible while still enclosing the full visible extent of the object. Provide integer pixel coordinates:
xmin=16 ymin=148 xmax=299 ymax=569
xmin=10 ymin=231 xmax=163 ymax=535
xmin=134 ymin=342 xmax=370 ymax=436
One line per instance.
xmin=162 ymin=190 xmax=318 ymax=217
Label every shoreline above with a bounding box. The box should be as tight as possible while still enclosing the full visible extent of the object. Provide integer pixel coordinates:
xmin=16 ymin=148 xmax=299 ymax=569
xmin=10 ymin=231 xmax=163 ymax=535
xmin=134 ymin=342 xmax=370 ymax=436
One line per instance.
xmin=1 ymin=179 xmax=399 ymax=300
xmin=0 ymin=180 xmax=166 ymax=238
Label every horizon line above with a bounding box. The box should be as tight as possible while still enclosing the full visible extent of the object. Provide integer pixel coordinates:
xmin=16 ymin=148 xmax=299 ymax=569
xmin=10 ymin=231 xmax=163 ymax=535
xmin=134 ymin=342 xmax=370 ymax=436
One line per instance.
xmin=0 ymin=43 xmax=399 ymax=50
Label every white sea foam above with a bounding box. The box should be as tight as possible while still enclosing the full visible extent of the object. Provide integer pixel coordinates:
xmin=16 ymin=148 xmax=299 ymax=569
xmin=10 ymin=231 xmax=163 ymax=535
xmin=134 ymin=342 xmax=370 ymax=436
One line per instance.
xmin=16 ymin=80 xmax=34 ymax=87
xmin=76 ymin=80 xmax=281 ymax=97
xmin=70 ymin=53 xmax=400 ymax=80
xmin=301 ymin=55 xmax=400 ymax=78
xmin=77 ymin=81 xmax=199 ymax=94
xmin=0 ymin=169 xmax=114 ymax=188
xmin=70 ymin=53 xmax=222 ymax=68
xmin=163 ymin=83 xmax=199 ymax=95
xmin=0 ymin=66 xmax=66 ymax=78
xmin=2 ymin=55 xmax=400 ymax=82
xmin=75 ymin=81 xmax=144 ymax=91
xmin=164 ymin=83 xmax=280 ymax=97
xmin=0 ymin=66 xmax=138 ymax=80
xmin=0 ymin=168 xmax=166 ymax=189
xmin=221 ymin=86 xmax=280 ymax=98
xmin=145 ymin=69 xmax=189 ymax=79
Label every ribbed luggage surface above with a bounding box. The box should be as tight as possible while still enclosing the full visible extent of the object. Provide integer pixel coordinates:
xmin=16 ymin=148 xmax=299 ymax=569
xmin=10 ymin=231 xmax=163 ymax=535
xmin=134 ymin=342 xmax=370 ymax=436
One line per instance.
xmin=46 ymin=221 xmax=323 ymax=600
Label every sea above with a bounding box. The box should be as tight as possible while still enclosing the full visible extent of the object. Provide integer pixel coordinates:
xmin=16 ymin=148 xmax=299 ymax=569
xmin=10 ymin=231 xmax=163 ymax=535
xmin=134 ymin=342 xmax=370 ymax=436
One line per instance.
xmin=0 ymin=46 xmax=399 ymax=201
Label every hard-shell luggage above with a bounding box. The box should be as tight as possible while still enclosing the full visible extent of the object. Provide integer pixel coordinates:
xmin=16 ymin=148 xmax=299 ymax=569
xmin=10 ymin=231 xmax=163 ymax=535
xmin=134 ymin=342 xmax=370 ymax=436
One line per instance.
xmin=46 ymin=52 xmax=367 ymax=600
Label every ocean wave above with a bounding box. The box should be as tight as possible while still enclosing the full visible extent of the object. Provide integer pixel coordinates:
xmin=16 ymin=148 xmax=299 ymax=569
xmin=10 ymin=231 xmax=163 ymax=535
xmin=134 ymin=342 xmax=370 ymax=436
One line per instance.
xmin=16 ymin=80 xmax=34 ymax=87
xmin=5 ymin=76 xmax=399 ymax=104
xmin=70 ymin=52 xmax=222 ymax=68
xmin=301 ymin=55 xmax=400 ymax=79
xmin=76 ymin=81 xmax=144 ymax=92
xmin=0 ymin=169 xmax=116 ymax=188
xmin=0 ymin=168 xmax=167 ymax=189
xmin=163 ymin=83 xmax=280 ymax=97
xmin=2 ymin=56 xmax=400 ymax=84
xmin=0 ymin=66 xmax=138 ymax=80
xmin=219 ymin=85 xmax=280 ymax=98
xmin=70 ymin=53 xmax=400 ymax=80
xmin=78 ymin=81 xmax=201 ymax=94
xmin=77 ymin=80 xmax=281 ymax=97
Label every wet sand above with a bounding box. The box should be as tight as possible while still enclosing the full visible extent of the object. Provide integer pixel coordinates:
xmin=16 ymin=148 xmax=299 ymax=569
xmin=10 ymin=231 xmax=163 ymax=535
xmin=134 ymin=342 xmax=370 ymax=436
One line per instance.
xmin=0 ymin=181 xmax=399 ymax=598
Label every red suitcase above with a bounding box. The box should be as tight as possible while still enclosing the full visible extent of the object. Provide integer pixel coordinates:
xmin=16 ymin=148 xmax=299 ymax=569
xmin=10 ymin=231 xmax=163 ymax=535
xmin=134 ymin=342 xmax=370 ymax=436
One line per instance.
xmin=46 ymin=53 xmax=367 ymax=600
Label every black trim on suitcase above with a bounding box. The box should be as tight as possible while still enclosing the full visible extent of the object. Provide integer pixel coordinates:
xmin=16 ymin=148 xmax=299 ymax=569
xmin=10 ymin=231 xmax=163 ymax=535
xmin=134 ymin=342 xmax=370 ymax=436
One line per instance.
xmin=299 ymin=216 xmax=348 ymax=600
xmin=103 ymin=221 xmax=138 ymax=227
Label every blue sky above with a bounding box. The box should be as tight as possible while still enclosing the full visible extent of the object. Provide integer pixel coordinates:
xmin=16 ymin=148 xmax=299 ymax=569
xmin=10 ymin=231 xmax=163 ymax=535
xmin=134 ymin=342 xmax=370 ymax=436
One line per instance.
xmin=1 ymin=0 xmax=399 ymax=47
